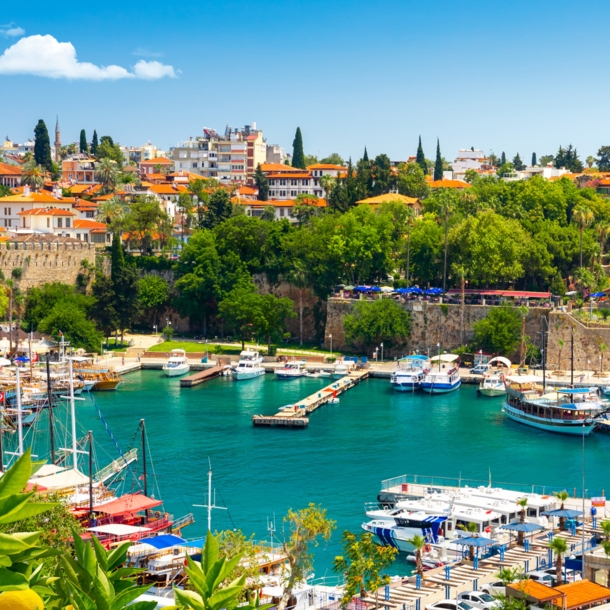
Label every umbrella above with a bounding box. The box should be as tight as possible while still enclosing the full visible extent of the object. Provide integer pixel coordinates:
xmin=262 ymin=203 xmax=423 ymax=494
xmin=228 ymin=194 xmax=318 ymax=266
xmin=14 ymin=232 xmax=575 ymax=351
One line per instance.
xmin=14 ymin=356 xmax=29 ymax=363
xmin=380 ymin=286 xmax=394 ymax=293
xmin=500 ymin=522 xmax=544 ymax=533
xmin=354 ymin=286 xmax=369 ymax=292
xmin=0 ymin=358 xmax=10 ymax=366
xmin=452 ymin=537 xmax=497 ymax=548
xmin=370 ymin=286 xmax=382 ymax=292
xmin=343 ymin=285 xmax=355 ymax=291
xmin=542 ymin=509 xmax=582 ymax=518
xmin=425 ymin=287 xmax=444 ymax=295
xmin=406 ymin=287 xmax=423 ymax=294
xmin=590 ymin=292 xmax=605 ymax=298
xmin=395 ymin=288 xmax=409 ymax=294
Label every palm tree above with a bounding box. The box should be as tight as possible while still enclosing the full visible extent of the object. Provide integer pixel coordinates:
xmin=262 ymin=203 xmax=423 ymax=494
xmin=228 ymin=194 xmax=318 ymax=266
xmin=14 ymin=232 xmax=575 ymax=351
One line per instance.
xmin=553 ymin=490 xmax=570 ymax=531
xmin=437 ymin=191 xmax=455 ymax=292
xmin=517 ymin=498 xmax=528 ymax=546
xmin=600 ymin=519 xmax=610 ymax=542
xmin=595 ymin=222 xmax=610 ymax=265
xmin=548 ymin=537 xmax=568 ymax=585
xmin=404 ymin=208 xmax=416 ymax=287
xmin=600 ymin=343 xmax=608 ymax=373
xmin=95 ymin=197 xmax=128 ymax=231
xmin=518 ymin=306 xmax=529 ymax=366
xmin=557 ymin=339 xmax=565 ymax=371
xmin=458 ymin=522 xmax=478 ymax=560
xmin=602 ymin=541 xmax=610 ymax=586
xmin=286 ymin=262 xmax=309 ymax=347
xmin=407 ymin=534 xmax=426 ymax=577
xmin=452 ymin=263 xmax=467 ymax=346
xmin=319 ymin=174 xmax=334 ymax=202
xmin=497 ymin=566 xmax=524 ymax=586
xmin=21 ymin=161 xmax=45 ymax=191
xmin=95 ymin=158 xmax=119 ymax=192
xmin=572 ymin=206 xmax=595 ymax=269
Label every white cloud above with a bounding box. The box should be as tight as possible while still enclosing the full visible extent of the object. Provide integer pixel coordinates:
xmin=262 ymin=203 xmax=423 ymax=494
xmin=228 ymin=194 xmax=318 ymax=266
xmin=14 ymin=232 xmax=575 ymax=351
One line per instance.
xmin=132 ymin=47 xmax=164 ymax=58
xmin=0 ymin=34 xmax=177 ymax=80
xmin=0 ymin=23 xmax=25 ymax=37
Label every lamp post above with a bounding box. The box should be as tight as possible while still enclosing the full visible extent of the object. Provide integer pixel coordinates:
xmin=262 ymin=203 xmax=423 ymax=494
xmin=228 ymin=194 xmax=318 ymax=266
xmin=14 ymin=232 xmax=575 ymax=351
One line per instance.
xmin=381 ymin=342 xmax=384 ymax=364
xmin=374 ymin=347 xmax=378 ymax=362
xmin=328 ymin=334 xmax=333 ymax=359
xmin=438 ymin=342 xmax=441 ymax=371
xmin=153 ymin=325 xmax=157 ymax=336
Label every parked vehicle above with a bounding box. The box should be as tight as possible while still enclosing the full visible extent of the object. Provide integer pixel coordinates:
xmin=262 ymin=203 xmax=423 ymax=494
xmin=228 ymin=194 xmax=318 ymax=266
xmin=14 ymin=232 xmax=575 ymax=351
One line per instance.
xmin=480 ymin=581 xmax=505 ymax=597
xmin=427 ymin=601 xmax=474 ymax=610
xmin=457 ymin=592 xmax=499 ymax=610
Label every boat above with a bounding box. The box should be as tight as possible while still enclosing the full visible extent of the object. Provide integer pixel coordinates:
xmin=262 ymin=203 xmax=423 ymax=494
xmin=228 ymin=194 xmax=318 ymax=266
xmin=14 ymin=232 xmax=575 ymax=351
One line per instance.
xmin=420 ymin=354 xmax=461 ymax=394
xmin=90 ymin=371 xmax=122 ymax=391
xmin=232 ymin=350 xmax=265 ymax=381
xmin=275 ymin=360 xmax=306 ymax=379
xmin=478 ymin=373 xmax=506 ymax=397
xmin=332 ymin=359 xmax=352 ymax=378
xmin=318 ymin=370 xmax=332 ymax=378
xmin=162 ymin=349 xmax=190 ymax=377
xmin=390 ymin=355 xmax=430 ymax=391
xmin=503 ymin=378 xmax=602 ymax=435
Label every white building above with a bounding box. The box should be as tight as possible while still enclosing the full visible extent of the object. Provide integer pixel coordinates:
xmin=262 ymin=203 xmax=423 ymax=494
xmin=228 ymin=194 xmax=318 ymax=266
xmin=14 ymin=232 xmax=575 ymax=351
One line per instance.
xmin=451 ymin=149 xmax=495 ymax=180
xmin=121 ymin=141 xmax=167 ymax=165
xmin=265 ymin=163 xmax=345 ymax=200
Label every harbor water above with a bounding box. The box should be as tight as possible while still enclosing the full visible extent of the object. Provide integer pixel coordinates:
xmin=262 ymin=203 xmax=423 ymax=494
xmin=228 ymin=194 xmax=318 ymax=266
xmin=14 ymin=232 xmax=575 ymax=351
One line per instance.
xmin=14 ymin=371 xmax=610 ymax=574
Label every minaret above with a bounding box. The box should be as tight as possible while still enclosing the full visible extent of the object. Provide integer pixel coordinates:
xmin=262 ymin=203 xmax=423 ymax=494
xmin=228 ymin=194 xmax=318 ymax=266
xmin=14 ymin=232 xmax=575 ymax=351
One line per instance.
xmin=54 ymin=116 xmax=61 ymax=162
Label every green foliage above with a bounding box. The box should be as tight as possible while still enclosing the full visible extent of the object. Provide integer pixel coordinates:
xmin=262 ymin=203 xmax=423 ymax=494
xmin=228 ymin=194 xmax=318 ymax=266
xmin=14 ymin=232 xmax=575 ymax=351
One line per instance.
xmin=344 ymin=299 xmax=411 ymax=351
xmin=416 ymin=136 xmax=427 ymax=174
xmin=110 ymin=238 xmax=140 ymax=337
xmin=333 ymin=531 xmax=397 ymax=605
xmin=512 ymin=153 xmax=525 ymax=171
xmin=90 ymin=273 xmax=118 ymax=340
xmin=91 ymin=130 xmax=99 ymax=155
xmin=162 ymin=325 xmax=174 ymax=341
xmin=254 ymin=164 xmax=269 ymax=201
xmin=532 ymin=152 xmax=537 ymax=166
xmin=292 ymin=127 xmax=306 ymax=169
xmin=320 ymin=153 xmax=344 ymax=165
xmin=554 ymin=144 xmax=583 ymax=173
xmin=33 ymin=119 xmax=53 ymax=171
xmin=201 ymin=189 xmax=233 ymax=230
xmin=79 ymin=129 xmax=88 ymax=154
xmin=473 ymin=304 xmax=522 ymax=355
xmin=138 ymin=275 xmax=170 ymax=324
xmin=397 ymin=162 xmax=430 ymax=198
xmin=97 ymin=135 xmax=124 ymax=166
xmin=24 ymin=282 xmax=93 ymax=329
xmin=123 ymin=196 xmax=173 ymax=252
xmin=598 ymin=146 xmax=610 ymax=172
xmin=434 ymin=139 xmax=443 ymax=181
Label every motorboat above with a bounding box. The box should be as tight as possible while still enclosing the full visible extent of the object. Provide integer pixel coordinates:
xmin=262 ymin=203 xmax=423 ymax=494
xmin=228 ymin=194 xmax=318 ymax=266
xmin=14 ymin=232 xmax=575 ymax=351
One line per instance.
xmin=332 ymin=359 xmax=352 ymax=378
xmin=318 ymin=370 xmax=332 ymax=378
xmin=232 ymin=350 xmax=265 ymax=381
xmin=420 ymin=354 xmax=461 ymax=394
xmin=162 ymin=350 xmax=190 ymax=378
xmin=275 ymin=360 xmax=307 ymax=379
xmin=503 ymin=379 xmax=602 ymax=435
xmin=390 ymin=355 xmax=430 ymax=391
xmin=478 ymin=373 xmax=506 ymax=397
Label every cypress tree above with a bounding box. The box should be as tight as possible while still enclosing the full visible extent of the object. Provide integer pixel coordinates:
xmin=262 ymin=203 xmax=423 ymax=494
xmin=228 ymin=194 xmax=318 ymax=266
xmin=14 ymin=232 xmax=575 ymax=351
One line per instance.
xmin=91 ymin=130 xmax=99 ymax=156
xmin=532 ymin=152 xmax=537 ymax=166
xmin=512 ymin=153 xmax=524 ymax=171
xmin=416 ymin=136 xmax=427 ymax=173
xmin=33 ymin=119 xmax=53 ymax=171
xmin=433 ymin=139 xmax=443 ymax=181
xmin=363 ymin=147 xmax=369 ymax=162
xmin=292 ymin=127 xmax=305 ymax=169
xmin=500 ymin=151 xmax=506 ymax=165
xmin=79 ymin=129 xmax=88 ymax=154
xmin=255 ymin=164 xmax=269 ymax=201
xmin=110 ymin=232 xmax=125 ymax=283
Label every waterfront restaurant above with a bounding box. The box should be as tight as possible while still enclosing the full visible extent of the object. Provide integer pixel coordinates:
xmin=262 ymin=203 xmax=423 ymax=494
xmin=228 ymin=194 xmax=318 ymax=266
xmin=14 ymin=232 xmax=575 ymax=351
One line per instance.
xmin=507 ymin=579 xmax=610 ymax=610
xmin=445 ymin=289 xmax=552 ymax=306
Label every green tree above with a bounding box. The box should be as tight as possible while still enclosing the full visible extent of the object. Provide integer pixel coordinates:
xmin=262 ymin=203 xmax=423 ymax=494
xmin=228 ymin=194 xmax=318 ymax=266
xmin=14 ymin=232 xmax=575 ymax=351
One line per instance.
xmin=512 ymin=153 xmax=525 ymax=171
xmin=218 ymin=285 xmax=264 ymax=348
xmin=437 ymin=189 xmax=456 ymax=291
xmin=516 ymin=498 xmax=528 ymax=546
xmin=286 ymin=261 xmax=310 ymax=346
xmin=258 ymin=292 xmax=296 ymax=351
xmin=597 ymin=146 xmax=610 ymax=172
xmin=95 ymin=158 xmax=119 ymax=192
xmin=458 ymin=522 xmax=479 ymax=560
xmin=344 ymin=299 xmax=411 ymax=352
xmin=333 ymin=531 xmax=397 ymax=608
xmin=292 ymin=127 xmax=306 ymax=169
xmin=255 ymin=164 xmax=269 ymax=201
xmin=416 ymin=135 xmax=427 ymax=173
xmin=404 ymin=207 xmax=416 ymax=287
xmin=473 ymin=304 xmax=522 ymax=355
xmin=97 ymin=135 xmax=124 ymax=166
xmin=304 ymin=153 xmax=318 ymax=167
xmin=202 ymin=188 xmax=233 ymax=229
xmin=434 ymin=139 xmax=443 ymax=180
xmin=123 ymin=195 xmax=173 ymax=253
xmin=95 ymin=197 xmax=128 ymax=231
xmin=539 ymin=154 xmax=554 ymax=167
xmin=500 ymin=151 xmax=506 ymax=165
xmin=91 ymin=129 xmax=99 ymax=155
xmin=407 ymin=534 xmax=426 ymax=577
xmin=90 ymin=273 xmax=118 ymax=344
xmin=23 ymin=282 xmax=92 ymax=331
xmin=38 ymin=301 xmax=103 ymax=352
xmin=110 ymin=237 xmax=140 ymax=343
xmin=319 ymin=174 xmax=335 ymax=202
xmin=138 ymin=275 xmax=170 ymax=326
xmin=320 ymin=152 xmax=344 ymax=165
xmin=277 ymin=504 xmax=336 ymax=610
xmin=572 ymin=205 xmax=595 ymax=268
xmin=531 ymin=152 xmax=537 ymax=166
xmin=260 ymin=206 xmax=276 ymax=222
xmin=552 ymin=490 xmax=570 ymax=531
xmin=397 ymin=162 xmax=430 ymax=198
xmin=79 ymin=129 xmax=88 ymax=154
xmin=21 ymin=161 xmax=45 ymax=191
xmin=548 ymin=537 xmax=568 ymax=585
xmin=33 ymin=119 xmax=53 ymax=171
xmin=464 ymin=169 xmax=479 ymax=184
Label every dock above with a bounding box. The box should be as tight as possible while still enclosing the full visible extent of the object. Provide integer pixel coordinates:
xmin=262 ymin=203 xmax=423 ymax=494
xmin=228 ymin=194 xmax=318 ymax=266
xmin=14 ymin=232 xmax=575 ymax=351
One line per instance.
xmin=252 ymin=370 xmax=369 ymax=428
xmin=180 ymin=364 xmax=226 ymax=387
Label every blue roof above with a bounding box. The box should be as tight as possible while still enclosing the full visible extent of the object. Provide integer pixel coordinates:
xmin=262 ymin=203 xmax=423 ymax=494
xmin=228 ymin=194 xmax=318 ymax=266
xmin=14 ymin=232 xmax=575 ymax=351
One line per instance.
xmin=558 ymin=388 xmax=592 ymax=394
xmin=139 ymin=534 xmax=186 ymax=550
xmin=452 ymin=536 xmax=497 ymax=547
xmin=542 ymin=509 xmax=583 ymax=518
xmin=500 ymin=522 xmax=544 ymax=533
xmin=406 ymin=355 xmax=429 ymax=361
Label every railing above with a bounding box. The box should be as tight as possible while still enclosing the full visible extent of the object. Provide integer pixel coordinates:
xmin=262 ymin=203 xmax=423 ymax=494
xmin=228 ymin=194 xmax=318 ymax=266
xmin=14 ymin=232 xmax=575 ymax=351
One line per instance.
xmin=94 ymin=448 xmax=138 ymax=483
xmin=380 ymin=473 xmax=606 ymax=499
xmin=172 ymin=513 xmax=195 ymax=530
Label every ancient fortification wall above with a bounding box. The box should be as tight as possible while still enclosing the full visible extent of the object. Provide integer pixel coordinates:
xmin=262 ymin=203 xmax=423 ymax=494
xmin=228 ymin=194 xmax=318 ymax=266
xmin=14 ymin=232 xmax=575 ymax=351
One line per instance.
xmin=0 ymin=241 xmax=96 ymax=290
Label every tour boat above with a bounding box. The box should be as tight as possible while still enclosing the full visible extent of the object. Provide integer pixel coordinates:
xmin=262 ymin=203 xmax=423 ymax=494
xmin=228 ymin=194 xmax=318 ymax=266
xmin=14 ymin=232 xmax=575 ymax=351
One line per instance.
xmin=420 ymin=354 xmax=461 ymax=394
xmin=275 ymin=360 xmax=306 ymax=379
xmin=478 ymin=373 xmax=506 ymax=397
xmin=332 ymin=359 xmax=352 ymax=378
xmin=390 ymin=355 xmax=430 ymax=391
xmin=232 ymin=350 xmax=265 ymax=381
xmin=502 ymin=378 xmax=602 ymax=435
xmin=162 ymin=349 xmax=190 ymax=377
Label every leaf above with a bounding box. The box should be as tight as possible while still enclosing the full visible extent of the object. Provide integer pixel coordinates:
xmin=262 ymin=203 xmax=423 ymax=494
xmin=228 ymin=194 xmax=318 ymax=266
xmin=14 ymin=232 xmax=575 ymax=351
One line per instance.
xmin=111 ymin=584 xmax=154 ymax=610
xmin=0 ymin=499 xmax=58 ymax=525
xmin=207 ymin=581 xmax=247 ymax=610
xmin=91 ymin=565 xmax=113 ymax=610
xmin=213 ymin=553 xmax=242 ymax=590
xmin=173 ymin=586 xmax=205 ymax=610
xmin=107 ymin=541 xmax=131 ymax=571
xmin=29 ymin=460 xmax=47 ymax=477
xmin=0 ymin=556 xmax=11 ymax=567
xmin=67 ymin=581 xmax=97 ymax=610
xmin=0 ymin=532 xmax=38 ymax=554
xmin=202 ymin=531 xmax=219 ymax=574
xmin=0 ymin=449 xmax=32 ymax=498
xmin=91 ymin=534 xmax=109 ymax=572
xmin=0 ymin=566 xmax=29 ymax=591
xmin=126 ymin=603 xmax=159 ymax=610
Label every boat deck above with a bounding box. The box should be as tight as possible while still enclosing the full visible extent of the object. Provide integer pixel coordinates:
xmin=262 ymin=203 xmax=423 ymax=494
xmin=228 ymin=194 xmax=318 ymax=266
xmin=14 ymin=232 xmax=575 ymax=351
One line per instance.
xmin=252 ymin=370 xmax=369 ymax=428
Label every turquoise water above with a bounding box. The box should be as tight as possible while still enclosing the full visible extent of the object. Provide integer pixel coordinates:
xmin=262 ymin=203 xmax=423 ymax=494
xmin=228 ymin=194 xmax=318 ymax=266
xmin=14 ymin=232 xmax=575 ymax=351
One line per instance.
xmin=12 ymin=372 xmax=610 ymax=575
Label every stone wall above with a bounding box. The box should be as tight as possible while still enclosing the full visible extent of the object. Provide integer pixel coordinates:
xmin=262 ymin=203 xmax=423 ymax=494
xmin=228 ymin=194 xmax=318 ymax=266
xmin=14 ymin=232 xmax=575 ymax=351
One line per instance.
xmin=0 ymin=241 xmax=96 ymax=289
xmin=324 ymin=297 xmax=550 ymax=357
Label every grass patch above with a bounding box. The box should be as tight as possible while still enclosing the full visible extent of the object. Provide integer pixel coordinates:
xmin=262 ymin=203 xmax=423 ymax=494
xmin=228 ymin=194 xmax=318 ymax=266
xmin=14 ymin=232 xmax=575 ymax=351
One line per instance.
xmin=147 ymin=341 xmax=242 ymax=355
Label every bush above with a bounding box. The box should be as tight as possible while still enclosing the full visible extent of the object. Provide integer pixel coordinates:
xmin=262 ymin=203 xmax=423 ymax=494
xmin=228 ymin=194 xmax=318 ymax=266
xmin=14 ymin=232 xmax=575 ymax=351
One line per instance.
xmin=162 ymin=325 xmax=174 ymax=340
xmin=599 ymin=308 xmax=610 ymax=321
xmin=266 ymin=345 xmax=278 ymax=357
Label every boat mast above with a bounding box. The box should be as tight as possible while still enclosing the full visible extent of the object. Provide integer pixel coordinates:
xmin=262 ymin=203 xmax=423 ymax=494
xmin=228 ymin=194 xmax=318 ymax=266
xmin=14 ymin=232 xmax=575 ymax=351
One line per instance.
xmin=46 ymin=355 xmax=55 ymax=464
xmin=88 ymin=430 xmax=93 ymax=525
xmin=16 ymin=366 xmax=23 ymax=456
xmin=570 ymin=326 xmax=574 ymax=388
xmin=69 ymin=359 xmax=77 ymax=469
xmin=542 ymin=317 xmax=546 ymax=393
xmin=141 ymin=419 xmax=147 ymax=497
xmin=194 ymin=459 xmax=227 ymax=533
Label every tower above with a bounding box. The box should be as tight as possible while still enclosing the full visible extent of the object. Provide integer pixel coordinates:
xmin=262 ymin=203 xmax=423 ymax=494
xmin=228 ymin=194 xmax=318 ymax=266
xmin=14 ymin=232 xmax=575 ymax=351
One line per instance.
xmin=54 ymin=116 xmax=61 ymax=162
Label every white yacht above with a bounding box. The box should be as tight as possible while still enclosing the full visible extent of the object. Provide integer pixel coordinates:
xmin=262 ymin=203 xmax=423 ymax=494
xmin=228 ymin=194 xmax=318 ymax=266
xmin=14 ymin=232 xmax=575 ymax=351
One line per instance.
xmin=232 ymin=350 xmax=265 ymax=381
xmin=332 ymin=359 xmax=352 ymax=378
xmin=390 ymin=355 xmax=430 ymax=391
xmin=275 ymin=360 xmax=307 ymax=379
xmin=162 ymin=349 xmax=190 ymax=377
xmin=420 ymin=354 xmax=461 ymax=394
xmin=478 ymin=373 xmax=506 ymax=397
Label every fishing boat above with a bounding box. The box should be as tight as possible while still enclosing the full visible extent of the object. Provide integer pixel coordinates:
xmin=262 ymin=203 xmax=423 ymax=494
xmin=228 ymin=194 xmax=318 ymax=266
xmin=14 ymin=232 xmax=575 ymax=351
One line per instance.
xmin=503 ymin=378 xmax=602 ymax=435
xmin=478 ymin=373 xmax=506 ymax=397
xmin=90 ymin=371 xmax=122 ymax=391
xmin=232 ymin=350 xmax=265 ymax=381
xmin=275 ymin=360 xmax=306 ymax=379
xmin=162 ymin=349 xmax=190 ymax=377
xmin=390 ymin=355 xmax=430 ymax=391
xmin=420 ymin=354 xmax=461 ymax=394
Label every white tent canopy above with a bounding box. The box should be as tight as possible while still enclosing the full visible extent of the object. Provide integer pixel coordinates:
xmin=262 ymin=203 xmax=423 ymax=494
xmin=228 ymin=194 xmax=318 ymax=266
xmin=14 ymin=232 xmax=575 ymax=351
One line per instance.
xmin=488 ymin=356 xmax=511 ymax=369
xmin=430 ymin=354 xmax=460 ymax=363
xmin=88 ymin=524 xmax=151 ymax=536
xmin=29 ymin=468 xmax=90 ymax=491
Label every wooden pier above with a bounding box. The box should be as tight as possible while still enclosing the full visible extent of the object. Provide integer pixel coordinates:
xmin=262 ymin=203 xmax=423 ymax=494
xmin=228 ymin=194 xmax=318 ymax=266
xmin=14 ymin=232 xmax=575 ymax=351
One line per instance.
xmin=180 ymin=364 xmax=226 ymax=387
xmin=252 ymin=370 xmax=369 ymax=428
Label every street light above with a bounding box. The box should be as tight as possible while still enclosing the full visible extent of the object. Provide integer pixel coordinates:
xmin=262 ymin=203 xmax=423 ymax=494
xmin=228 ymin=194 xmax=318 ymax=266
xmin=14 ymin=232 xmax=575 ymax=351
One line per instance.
xmin=381 ymin=342 xmax=384 ymax=364
xmin=328 ymin=334 xmax=333 ymax=359
xmin=374 ymin=347 xmax=378 ymax=362
xmin=153 ymin=325 xmax=157 ymax=336
xmin=437 ymin=342 xmax=441 ymax=371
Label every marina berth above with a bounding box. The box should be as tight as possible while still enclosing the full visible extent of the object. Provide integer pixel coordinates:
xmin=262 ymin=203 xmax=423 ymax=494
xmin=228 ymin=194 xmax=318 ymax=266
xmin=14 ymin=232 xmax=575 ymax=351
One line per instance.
xmin=275 ymin=359 xmax=307 ymax=379
xmin=390 ymin=355 xmax=430 ymax=391
xmin=421 ymin=354 xmax=461 ymax=394
xmin=232 ymin=350 xmax=265 ymax=381
xmin=162 ymin=349 xmax=190 ymax=377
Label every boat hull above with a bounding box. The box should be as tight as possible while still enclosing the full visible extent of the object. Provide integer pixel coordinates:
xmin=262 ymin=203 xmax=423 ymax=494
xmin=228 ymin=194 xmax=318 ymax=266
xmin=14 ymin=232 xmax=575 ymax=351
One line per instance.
xmin=94 ymin=380 xmax=122 ymax=391
xmin=163 ymin=364 xmax=190 ymax=377
xmin=478 ymin=387 xmax=506 ymax=397
xmin=362 ymin=524 xmax=416 ymax=552
xmin=275 ymin=372 xmax=306 ymax=379
xmin=233 ymin=369 xmax=265 ymax=381
xmin=420 ymin=380 xmax=461 ymax=394
xmin=391 ymin=381 xmax=421 ymax=391
xmin=502 ymin=403 xmax=596 ymax=435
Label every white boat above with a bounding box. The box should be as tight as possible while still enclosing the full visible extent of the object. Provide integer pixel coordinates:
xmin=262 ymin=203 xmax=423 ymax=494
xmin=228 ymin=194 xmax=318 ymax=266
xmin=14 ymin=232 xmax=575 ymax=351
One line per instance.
xmin=232 ymin=350 xmax=265 ymax=381
xmin=332 ymin=359 xmax=352 ymax=378
xmin=478 ymin=373 xmax=506 ymax=397
xmin=390 ymin=355 xmax=430 ymax=391
xmin=318 ymin=370 xmax=332 ymax=378
xmin=162 ymin=349 xmax=190 ymax=377
xmin=420 ymin=354 xmax=461 ymax=394
xmin=275 ymin=360 xmax=307 ymax=379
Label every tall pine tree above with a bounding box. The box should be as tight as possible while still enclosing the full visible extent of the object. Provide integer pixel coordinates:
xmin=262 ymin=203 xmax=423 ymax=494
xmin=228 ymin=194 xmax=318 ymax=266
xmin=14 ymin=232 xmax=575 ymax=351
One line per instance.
xmin=512 ymin=153 xmax=524 ymax=171
xmin=433 ymin=139 xmax=443 ymax=181
xmin=255 ymin=164 xmax=269 ymax=201
xmin=110 ymin=235 xmax=139 ymax=343
xmin=500 ymin=151 xmax=506 ymax=165
xmin=416 ymin=136 xmax=427 ymax=173
xmin=363 ymin=146 xmax=369 ymax=162
xmin=531 ymin=152 xmax=537 ymax=166
xmin=33 ymin=119 xmax=53 ymax=171
xmin=91 ymin=130 xmax=99 ymax=156
xmin=292 ymin=127 xmax=305 ymax=169
xmin=79 ymin=129 xmax=88 ymax=154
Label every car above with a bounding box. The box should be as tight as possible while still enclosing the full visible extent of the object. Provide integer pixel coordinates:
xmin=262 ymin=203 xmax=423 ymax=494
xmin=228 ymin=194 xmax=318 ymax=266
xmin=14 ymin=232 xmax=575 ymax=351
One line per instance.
xmin=457 ymin=592 xmax=500 ymax=610
xmin=470 ymin=364 xmax=491 ymax=375
xmin=426 ymin=601 xmax=475 ymax=610
xmin=480 ymin=581 xmax=505 ymax=597
xmin=541 ymin=568 xmax=582 ymax=584
xmin=526 ymin=571 xmax=555 ymax=585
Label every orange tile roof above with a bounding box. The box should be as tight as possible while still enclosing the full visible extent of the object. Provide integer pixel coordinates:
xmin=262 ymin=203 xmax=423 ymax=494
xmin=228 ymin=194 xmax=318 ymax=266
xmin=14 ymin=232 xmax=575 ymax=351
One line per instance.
xmin=0 ymin=191 xmax=76 ymax=204
xmin=356 ymin=193 xmax=420 ymax=205
xmin=509 ymin=580 xmax=563 ymax=603
xmin=237 ymin=186 xmax=258 ymax=196
xmin=18 ymin=207 xmax=75 ymax=217
xmin=260 ymin=163 xmax=305 ymax=173
xmin=307 ymin=164 xmax=346 ymax=170
xmin=148 ymin=184 xmax=188 ymax=195
xmin=140 ymin=157 xmax=172 ymax=165
xmin=429 ymin=179 xmax=472 ymax=189
xmin=555 ymin=579 xmax=610 ymax=609
xmin=599 ymin=179 xmax=610 ymax=186
xmin=234 ymin=197 xmax=327 ymax=208
xmin=0 ymin=163 xmax=22 ymax=175
xmin=74 ymin=219 xmax=107 ymax=230
xmin=266 ymin=173 xmax=312 ymax=179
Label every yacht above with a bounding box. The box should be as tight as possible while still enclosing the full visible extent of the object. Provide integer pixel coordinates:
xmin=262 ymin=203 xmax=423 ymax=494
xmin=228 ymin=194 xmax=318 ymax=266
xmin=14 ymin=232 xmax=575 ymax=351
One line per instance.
xmin=420 ymin=354 xmax=461 ymax=394
xmin=478 ymin=373 xmax=506 ymax=397
xmin=390 ymin=355 xmax=430 ymax=391
xmin=503 ymin=378 xmax=602 ymax=435
xmin=332 ymin=359 xmax=352 ymax=378
xmin=162 ymin=349 xmax=190 ymax=377
xmin=232 ymin=350 xmax=265 ymax=381
xmin=275 ymin=360 xmax=307 ymax=379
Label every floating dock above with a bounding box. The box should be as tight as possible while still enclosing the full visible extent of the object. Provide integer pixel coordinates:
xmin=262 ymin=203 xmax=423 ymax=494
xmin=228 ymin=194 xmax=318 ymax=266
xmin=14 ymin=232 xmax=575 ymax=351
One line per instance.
xmin=180 ymin=364 xmax=226 ymax=387
xmin=252 ymin=370 xmax=369 ymax=428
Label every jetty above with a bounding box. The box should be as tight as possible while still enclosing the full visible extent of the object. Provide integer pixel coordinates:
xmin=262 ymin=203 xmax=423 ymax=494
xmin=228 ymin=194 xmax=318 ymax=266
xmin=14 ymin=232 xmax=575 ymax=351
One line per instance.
xmin=252 ymin=370 xmax=369 ymax=428
xmin=180 ymin=364 xmax=226 ymax=387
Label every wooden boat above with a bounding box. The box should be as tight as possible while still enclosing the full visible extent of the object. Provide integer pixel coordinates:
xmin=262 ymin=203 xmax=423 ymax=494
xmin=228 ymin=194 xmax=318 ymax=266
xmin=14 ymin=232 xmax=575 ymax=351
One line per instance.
xmin=77 ymin=370 xmax=122 ymax=391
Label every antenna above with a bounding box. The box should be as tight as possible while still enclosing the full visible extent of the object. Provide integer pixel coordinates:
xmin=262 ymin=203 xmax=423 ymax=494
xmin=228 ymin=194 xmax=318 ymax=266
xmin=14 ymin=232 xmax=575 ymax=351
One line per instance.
xmin=194 ymin=458 xmax=227 ymax=533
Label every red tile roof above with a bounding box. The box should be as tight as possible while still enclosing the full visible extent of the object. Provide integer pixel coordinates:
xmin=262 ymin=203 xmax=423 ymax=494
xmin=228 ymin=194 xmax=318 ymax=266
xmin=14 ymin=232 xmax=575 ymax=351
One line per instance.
xmin=140 ymin=157 xmax=172 ymax=165
xmin=18 ymin=207 xmax=75 ymax=216
xmin=0 ymin=163 xmax=22 ymax=175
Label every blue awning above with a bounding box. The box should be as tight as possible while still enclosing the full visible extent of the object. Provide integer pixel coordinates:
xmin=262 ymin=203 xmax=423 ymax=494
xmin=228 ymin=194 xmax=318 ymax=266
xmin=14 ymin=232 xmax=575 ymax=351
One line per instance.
xmin=182 ymin=538 xmax=206 ymax=549
xmin=139 ymin=534 xmax=185 ymax=550
xmin=500 ymin=522 xmax=544 ymax=533
xmin=542 ymin=509 xmax=582 ymax=518
xmin=452 ymin=536 xmax=496 ymax=547
xmin=557 ymin=388 xmax=592 ymax=394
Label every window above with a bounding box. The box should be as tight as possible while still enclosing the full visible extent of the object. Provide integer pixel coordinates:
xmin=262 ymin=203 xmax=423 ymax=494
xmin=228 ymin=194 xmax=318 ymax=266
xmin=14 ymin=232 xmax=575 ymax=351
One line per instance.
xmin=86 ymin=211 xmax=94 ymax=218
xmin=57 ymin=218 xmax=62 ymax=228
xmin=280 ymin=190 xmax=287 ymax=197
xmin=76 ymin=233 xmax=81 ymax=240
xmin=279 ymin=208 xmax=285 ymax=217
xmin=46 ymin=218 xmax=50 ymax=228
xmin=291 ymin=190 xmax=297 ymax=197
xmin=280 ymin=179 xmax=286 ymax=186
xmin=6 ymin=219 xmax=10 ymax=227
xmin=65 ymin=218 xmax=70 ymax=228
xmin=302 ymin=179 xmax=309 ymax=186
xmin=291 ymin=179 xmax=297 ymax=186
xmin=269 ymin=180 xmax=275 ymax=186
xmin=6 ymin=208 xmax=9 ymax=216
xmin=192 ymin=162 xmax=198 ymax=168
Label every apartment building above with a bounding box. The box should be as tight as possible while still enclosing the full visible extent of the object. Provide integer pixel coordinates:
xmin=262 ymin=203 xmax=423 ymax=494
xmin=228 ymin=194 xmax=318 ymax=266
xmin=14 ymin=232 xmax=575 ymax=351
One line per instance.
xmin=61 ymin=156 xmax=96 ymax=183
xmin=121 ymin=141 xmax=166 ymax=164
xmin=264 ymin=163 xmax=345 ymax=200
xmin=0 ymin=163 xmax=22 ymax=188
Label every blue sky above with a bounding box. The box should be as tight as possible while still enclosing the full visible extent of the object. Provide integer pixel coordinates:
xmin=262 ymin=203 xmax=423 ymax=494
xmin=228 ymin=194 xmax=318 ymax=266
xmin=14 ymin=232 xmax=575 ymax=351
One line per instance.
xmin=1 ymin=0 xmax=608 ymax=163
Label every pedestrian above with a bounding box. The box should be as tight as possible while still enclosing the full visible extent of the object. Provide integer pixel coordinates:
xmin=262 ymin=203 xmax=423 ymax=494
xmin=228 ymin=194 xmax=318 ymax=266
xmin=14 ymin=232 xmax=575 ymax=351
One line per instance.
xmin=122 ymin=356 xmax=125 ymax=366
xmin=137 ymin=353 xmax=141 ymax=363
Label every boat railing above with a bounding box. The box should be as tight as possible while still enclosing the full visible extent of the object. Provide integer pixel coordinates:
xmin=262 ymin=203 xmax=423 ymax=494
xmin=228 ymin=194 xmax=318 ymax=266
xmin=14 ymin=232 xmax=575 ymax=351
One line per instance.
xmin=172 ymin=513 xmax=195 ymax=531
xmin=94 ymin=448 xmax=138 ymax=483
xmin=380 ymin=473 xmax=606 ymax=499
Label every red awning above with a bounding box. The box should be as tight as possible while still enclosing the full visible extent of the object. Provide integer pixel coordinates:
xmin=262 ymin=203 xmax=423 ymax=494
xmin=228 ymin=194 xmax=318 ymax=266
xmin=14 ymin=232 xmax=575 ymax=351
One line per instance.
xmin=94 ymin=493 xmax=162 ymax=517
